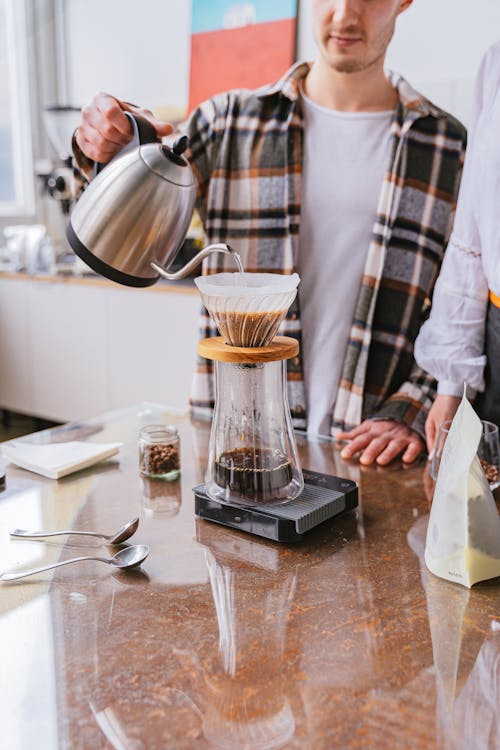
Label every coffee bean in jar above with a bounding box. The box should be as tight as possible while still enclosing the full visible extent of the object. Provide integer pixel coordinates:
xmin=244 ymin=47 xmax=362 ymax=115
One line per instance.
xmin=139 ymin=425 xmax=180 ymax=481
xmin=480 ymin=458 xmax=499 ymax=487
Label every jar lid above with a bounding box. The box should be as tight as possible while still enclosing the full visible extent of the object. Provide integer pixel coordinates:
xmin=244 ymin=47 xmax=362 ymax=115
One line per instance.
xmin=139 ymin=425 xmax=179 ymax=442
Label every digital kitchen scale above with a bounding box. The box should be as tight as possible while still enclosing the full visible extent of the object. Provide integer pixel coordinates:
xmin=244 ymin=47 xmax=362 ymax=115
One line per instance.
xmin=194 ymin=469 xmax=358 ymax=542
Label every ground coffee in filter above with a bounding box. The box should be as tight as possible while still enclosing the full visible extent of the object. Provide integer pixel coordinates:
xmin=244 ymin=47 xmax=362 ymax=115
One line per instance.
xmin=195 ymin=272 xmax=300 ymax=347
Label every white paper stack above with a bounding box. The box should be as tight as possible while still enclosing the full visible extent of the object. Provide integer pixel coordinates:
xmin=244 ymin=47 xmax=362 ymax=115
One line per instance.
xmin=2 ymin=440 xmax=122 ymax=479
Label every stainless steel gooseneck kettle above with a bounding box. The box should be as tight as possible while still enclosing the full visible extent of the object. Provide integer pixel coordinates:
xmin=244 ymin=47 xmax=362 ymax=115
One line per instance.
xmin=67 ymin=113 xmax=237 ymax=287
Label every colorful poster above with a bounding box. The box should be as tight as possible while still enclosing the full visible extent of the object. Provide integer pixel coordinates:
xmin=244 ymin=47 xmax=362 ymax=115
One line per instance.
xmin=188 ymin=0 xmax=298 ymax=112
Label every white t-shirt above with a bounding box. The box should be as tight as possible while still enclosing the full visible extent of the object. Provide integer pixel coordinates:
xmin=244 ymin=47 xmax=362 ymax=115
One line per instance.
xmin=297 ymin=89 xmax=393 ymax=436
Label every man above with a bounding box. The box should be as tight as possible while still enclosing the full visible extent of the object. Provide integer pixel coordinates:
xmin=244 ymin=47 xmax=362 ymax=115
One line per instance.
xmin=415 ymin=42 xmax=500 ymax=452
xmin=73 ymin=0 xmax=466 ymax=466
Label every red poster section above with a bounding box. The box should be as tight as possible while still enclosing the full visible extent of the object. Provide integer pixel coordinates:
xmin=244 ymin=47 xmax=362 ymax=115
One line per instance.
xmin=188 ymin=18 xmax=296 ymax=113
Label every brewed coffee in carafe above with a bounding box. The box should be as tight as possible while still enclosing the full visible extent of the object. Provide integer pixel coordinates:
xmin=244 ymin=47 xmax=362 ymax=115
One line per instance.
xmin=215 ymin=447 xmax=293 ymax=500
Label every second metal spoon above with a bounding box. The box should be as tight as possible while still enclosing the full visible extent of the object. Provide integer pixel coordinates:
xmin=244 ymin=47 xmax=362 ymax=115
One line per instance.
xmin=0 ymin=544 xmax=149 ymax=581
xmin=10 ymin=517 xmax=139 ymax=545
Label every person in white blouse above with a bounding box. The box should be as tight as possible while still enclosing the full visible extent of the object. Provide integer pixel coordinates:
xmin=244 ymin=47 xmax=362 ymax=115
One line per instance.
xmin=415 ymin=41 xmax=500 ymax=453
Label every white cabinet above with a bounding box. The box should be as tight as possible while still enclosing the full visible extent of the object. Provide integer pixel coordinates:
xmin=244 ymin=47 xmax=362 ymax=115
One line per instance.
xmin=107 ymin=286 xmax=199 ymax=412
xmin=28 ymin=282 xmax=109 ymax=421
xmin=0 ymin=278 xmax=34 ymax=414
xmin=0 ymin=276 xmax=201 ymax=422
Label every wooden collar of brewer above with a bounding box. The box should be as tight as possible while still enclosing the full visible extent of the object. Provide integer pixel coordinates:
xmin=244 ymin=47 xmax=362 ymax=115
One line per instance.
xmin=198 ymin=336 xmax=299 ymax=363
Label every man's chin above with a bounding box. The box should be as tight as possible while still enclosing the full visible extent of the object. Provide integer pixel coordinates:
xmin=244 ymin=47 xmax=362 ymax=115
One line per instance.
xmin=318 ymin=39 xmax=365 ymax=73
xmin=329 ymin=56 xmax=369 ymax=74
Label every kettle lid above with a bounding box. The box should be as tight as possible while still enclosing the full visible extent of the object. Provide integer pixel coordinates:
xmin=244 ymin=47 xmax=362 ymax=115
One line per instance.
xmin=139 ymin=135 xmax=193 ymax=187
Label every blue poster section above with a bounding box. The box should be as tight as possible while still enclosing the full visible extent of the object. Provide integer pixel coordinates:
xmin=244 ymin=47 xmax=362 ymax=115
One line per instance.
xmin=192 ymin=0 xmax=297 ymax=34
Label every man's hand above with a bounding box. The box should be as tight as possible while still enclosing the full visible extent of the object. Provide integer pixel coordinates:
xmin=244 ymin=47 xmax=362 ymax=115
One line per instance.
xmin=75 ymin=92 xmax=173 ymax=164
xmin=425 ymin=394 xmax=461 ymax=457
xmin=336 ymin=419 xmax=425 ymax=466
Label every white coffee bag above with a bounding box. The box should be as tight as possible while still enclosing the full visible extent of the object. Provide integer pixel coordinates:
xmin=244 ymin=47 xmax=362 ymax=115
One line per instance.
xmin=425 ymin=392 xmax=500 ymax=588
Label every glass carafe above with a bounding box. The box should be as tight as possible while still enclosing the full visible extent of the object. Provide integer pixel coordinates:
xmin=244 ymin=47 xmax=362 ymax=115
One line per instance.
xmin=205 ymin=354 xmax=304 ymax=506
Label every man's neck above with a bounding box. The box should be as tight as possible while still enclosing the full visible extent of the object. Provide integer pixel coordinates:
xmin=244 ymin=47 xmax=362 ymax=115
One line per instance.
xmin=303 ymin=59 xmax=398 ymax=113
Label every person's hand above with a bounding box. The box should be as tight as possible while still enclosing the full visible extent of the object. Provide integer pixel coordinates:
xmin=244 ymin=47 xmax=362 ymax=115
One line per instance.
xmin=75 ymin=93 xmax=173 ymax=164
xmin=425 ymin=394 xmax=461 ymax=457
xmin=336 ymin=419 xmax=425 ymax=466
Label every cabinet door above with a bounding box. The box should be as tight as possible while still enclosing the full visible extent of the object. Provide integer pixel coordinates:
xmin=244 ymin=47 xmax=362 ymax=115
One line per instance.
xmin=0 ymin=278 xmax=34 ymax=413
xmin=107 ymin=287 xmax=200 ymax=411
xmin=28 ymin=282 xmax=108 ymax=421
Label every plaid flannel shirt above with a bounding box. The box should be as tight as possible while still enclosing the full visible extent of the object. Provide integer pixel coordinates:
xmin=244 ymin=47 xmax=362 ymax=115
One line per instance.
xmin=73 ymin=63 xmax=466 ymax=438
xmin=185 ymin=63 xmax=466 ymax=438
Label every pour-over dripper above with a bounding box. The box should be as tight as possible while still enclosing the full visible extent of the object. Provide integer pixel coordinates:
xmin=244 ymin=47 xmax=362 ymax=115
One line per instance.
xmin=196 ymin=271 xmax=303 ymax=506
xmin=194 ymin=272 xmax=299 ymax=347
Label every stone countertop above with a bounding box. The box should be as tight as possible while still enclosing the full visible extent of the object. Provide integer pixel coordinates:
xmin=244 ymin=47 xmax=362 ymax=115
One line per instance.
xmin=0 ymin=403 xmax=499 ymax=749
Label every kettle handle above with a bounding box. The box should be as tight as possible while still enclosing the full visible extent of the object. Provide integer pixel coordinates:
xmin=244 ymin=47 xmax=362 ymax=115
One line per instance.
xmin=94 ymin=112 xmax=159 ymax=175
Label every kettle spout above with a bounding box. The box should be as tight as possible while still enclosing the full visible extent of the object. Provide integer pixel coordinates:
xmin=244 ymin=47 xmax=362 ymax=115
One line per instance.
xmin=150 ymin=243 xmax=243 ymax=281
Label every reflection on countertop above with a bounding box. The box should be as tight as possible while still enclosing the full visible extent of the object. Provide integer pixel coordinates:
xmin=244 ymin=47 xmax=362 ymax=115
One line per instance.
xmin=408 ymin=516 xmax=500 ymax=750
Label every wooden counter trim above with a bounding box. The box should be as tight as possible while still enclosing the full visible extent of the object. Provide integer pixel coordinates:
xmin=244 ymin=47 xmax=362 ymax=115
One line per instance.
xmin=0 ymin=271 xmax=199 ymax=295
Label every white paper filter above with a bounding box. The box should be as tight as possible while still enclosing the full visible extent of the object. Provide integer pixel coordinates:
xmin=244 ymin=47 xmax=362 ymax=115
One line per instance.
xmin=195 ymin=272 xmax=300 ymax=346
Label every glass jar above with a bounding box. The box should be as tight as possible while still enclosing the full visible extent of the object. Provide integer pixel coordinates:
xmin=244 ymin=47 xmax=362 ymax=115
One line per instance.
xmin=139 ymin=425 xmax=180 ymax=481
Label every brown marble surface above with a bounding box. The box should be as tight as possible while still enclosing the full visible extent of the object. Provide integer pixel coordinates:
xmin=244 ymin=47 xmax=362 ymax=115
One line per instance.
xmin=1 ymin=403 xmax=499 ymax=750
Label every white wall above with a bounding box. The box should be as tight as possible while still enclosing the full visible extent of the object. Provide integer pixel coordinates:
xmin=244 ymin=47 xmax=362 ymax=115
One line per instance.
xmin=298 ymin=0 xmax=500 ymax=127
xmin=64 ymin=0 xmax=500 ymax=126
xmin=64 ymin=0 xmax=192 ymax=112
xmin=387 ymin=0 xmax=500 ymax=126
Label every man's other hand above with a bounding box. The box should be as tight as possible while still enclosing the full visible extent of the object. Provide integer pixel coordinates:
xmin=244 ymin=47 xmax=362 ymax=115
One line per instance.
xmin=425 ymin=394 xmax=461 ymax=457
xmin=336 ymin=419 xmax=425 ymax=466
xmin=75 ymin=93 xmax=173 ymax=165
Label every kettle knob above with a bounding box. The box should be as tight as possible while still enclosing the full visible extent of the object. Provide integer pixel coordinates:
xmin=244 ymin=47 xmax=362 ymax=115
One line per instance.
xmin=160 ymin=135 xmax=191 ymax=167
xmin=172 ymin=136 xmax=189 ymax=156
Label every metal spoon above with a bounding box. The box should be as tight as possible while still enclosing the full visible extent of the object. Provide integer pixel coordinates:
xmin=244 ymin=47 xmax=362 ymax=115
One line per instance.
xmin=10 ymin=517 xmax=139 ymax=545
xmin=0 ymin=544 xmax=149 ymax=581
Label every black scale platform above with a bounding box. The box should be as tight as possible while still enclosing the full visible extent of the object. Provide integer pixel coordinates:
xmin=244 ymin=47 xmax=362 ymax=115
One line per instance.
xmin=194 ymin=468 xmax=358 ymax=542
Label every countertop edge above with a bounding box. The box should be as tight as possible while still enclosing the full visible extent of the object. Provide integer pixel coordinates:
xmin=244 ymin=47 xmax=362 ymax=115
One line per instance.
xmin=0 ymin=270 xmax=199 ymax=296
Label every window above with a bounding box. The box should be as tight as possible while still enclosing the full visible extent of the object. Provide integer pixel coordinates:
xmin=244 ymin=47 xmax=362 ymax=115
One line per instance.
xmin=0 ymin=0 xmax=34 ymax=217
